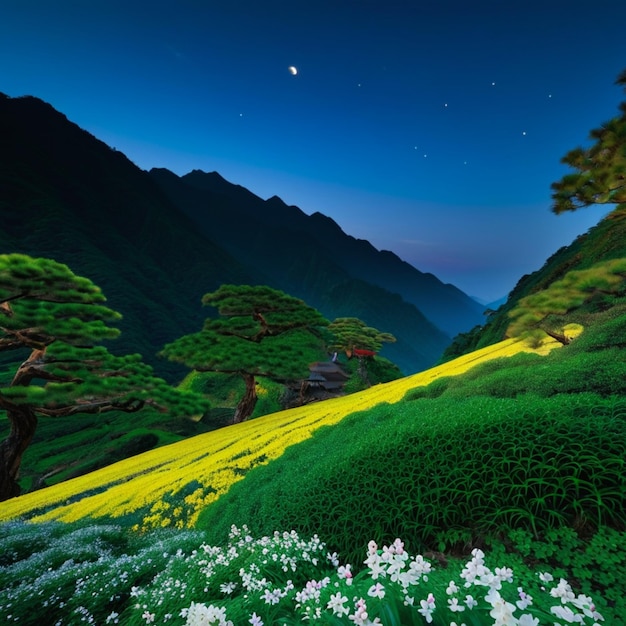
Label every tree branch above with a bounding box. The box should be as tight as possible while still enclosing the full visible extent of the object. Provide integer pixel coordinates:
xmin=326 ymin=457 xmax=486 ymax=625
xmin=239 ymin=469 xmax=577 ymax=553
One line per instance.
xmin=36 ymin=397 xmax=145 ymax=417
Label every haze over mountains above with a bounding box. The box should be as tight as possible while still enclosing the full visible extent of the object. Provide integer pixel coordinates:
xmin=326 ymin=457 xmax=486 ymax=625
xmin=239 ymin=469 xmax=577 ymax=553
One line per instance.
xmin=0 ymin=93 xmax=485 ymax=377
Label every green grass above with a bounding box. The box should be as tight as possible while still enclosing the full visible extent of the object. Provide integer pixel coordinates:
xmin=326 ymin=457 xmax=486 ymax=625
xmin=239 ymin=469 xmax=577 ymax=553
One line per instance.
xmin=188 ymin=304 xmax=626 ymax=619
xmin=2 ymin=288 xmax=625 ymax=623
xmin=3 ymin=407 xmax=204 ymax=492
xmin=197 ymin=393 xmax=626 ymax=558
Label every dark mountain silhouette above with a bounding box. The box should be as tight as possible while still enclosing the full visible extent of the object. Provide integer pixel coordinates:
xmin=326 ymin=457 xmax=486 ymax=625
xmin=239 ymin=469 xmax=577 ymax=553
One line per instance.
xmin=150 ymin=168 xmax=463 ymax=371
xmin=0 ymin=92 xmax=481 ymax=375
xmin=0 ymin=93 xmax=252 ymax=380
xmin=151 ymin=169 xmax=485 ymax=338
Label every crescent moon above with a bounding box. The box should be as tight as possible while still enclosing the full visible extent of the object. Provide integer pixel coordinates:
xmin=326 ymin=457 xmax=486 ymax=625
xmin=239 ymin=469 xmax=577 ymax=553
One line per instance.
xmin=288 ymin=66 xmax=298 ymax=76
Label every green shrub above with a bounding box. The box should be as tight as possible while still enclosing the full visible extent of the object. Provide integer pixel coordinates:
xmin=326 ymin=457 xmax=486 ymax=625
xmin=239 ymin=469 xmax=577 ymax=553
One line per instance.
xmin=198 ymin=394 xmax=626 ymax=565
xmin=2 ymin=520 xmax=615 ymax=624
xmin=495 ymin=525 xmax=626 ymax=620
xmin=0 ymin=521 xmax=205 ymax=625
xmin=403 ymin=376 xmax=451 ymax=400
xmin=404 ymin=333 xmax=626 ymax=400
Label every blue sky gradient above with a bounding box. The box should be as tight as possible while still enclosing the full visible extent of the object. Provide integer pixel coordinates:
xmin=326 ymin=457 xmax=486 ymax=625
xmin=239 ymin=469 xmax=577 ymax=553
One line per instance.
xmin=2 ymin=1 xmax=625 ymax=301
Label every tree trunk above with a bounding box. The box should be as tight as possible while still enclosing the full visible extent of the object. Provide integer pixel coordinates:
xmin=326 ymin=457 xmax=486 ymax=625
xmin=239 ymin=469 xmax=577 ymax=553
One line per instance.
xmin=356 ymin=356 xmax=371 ymax=387
xmin=0 ymin=405 xmax=38 ymax=501
xmin=543 ymin=328 xmax=571 ymax=345
xmin=233 ymin=373 xmax=257 ymax=423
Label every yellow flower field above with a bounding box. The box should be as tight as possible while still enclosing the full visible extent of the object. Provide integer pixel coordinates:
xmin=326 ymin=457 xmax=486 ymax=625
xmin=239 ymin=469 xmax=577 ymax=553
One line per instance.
xmin=0 ymin=334 xmax=571 ymax=529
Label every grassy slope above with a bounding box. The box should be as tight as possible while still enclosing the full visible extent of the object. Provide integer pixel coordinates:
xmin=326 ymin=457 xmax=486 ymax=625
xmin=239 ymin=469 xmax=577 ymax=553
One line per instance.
xmin=0 ymin=335 xmax=557 ymax=527
xmin=184 ymin=303 xmax=626 ymax=617
xmin=1 ymin=304 xmax=625 ymax=621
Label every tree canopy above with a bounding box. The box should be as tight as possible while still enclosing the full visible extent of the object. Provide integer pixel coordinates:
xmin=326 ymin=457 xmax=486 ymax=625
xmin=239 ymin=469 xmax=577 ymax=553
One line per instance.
xmin=161 ymin=285 xmax=328 ymax=422
xmin=327 ymin=317 xmax=396 ymax=384
xmin=0 ymin=253 xmax=208 ymax=501
xmin=507 ymin=258 xmax=626 ymax=344
xmin=551 ymin=70 xmax=626 ymax=215
xmin=327 ymin=317 xmax=396 ymax=356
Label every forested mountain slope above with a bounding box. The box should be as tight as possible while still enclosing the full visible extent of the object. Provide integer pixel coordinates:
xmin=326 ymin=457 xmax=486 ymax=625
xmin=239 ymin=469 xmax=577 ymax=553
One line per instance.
xmin=151 ymin=168 xmax=484 ymax=338
xmin=442 ymin=205 xmax=626 ymax=360
xmin=0 ymin=93 xmax=486 ymax=375
xmin=0 ymin=93 xmax=252 ymax=380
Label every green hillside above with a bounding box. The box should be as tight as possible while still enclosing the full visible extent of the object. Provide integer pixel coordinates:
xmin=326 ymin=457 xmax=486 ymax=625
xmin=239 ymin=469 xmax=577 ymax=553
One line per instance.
xmin=2 ymin=73 xmax=626 ymax=625
xmin=150 ymin=168 xmax=460 ymax=373
xmin=1 ymin=303 xmax=624 ymax=624
xmin=442 ymin=197 xmax=626 ymax=363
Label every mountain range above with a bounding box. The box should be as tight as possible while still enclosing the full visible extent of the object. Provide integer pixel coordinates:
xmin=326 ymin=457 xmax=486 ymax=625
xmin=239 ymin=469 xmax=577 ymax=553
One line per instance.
xmin=0 ymin=92 xmax=485 ymax=377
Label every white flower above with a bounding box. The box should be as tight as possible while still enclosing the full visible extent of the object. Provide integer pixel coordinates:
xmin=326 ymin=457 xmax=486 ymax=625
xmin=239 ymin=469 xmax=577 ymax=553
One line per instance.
xmin=220 ymin=582 xmax=237 ymax=594
xmin=142 ymin=611 xmax=155 ymax=624
xmin=349 ymin=598 xmax=367 ymax=624
xmin=464 ymin=594 xmax=478 ymax=609
xmin=495 ymin=566 xmax=514 ymax=583
xmin=487 ymin=589 xmax=516 ymax=625
xmin=471 ymin=548 xmax=485 ymax=560
xmin=460 ymin=550 xmax=489 ymax=585
xmin=392 ymin=538 xmax=405 ymax=554
xmin=571 ymin=594 xmax=604 ymax=620
xmin=446 ymin=580 xmax=460 ymax=595
xmin=551 ymin=604 xmax=585 ymax=623
xmin=327 ymin=592 xmax=350 ymax=616
xmin=518 ymin=615 xmax=540 ymax=626
xmin=551 ymin=578 xmax=576 ymax=604
xmin=408 ymin=554 xmax=432 ymax=578
xmin=417 ymin=593 xmax=436 ymax=623
xmin=261 ymin=588 xmax=282 ymax=605
xmin=183 ymin=602 xmax=232 ymax=626
xmin=367 ymin=582 xmax=386 ymax=599
xmin=516 ymin=587 xmax=533 ymax=610
xmin=366 ymin=557 xmax=386 ymax=580
xmin=448 ymin=597 xmax=465 ymax=612
xmin=249 ymin=612 xmax=263 ymax=626
xmin=338 ymin=564 xmax=354 ymax=585
xmin=538 ymin=571 xmax=554 ymax=584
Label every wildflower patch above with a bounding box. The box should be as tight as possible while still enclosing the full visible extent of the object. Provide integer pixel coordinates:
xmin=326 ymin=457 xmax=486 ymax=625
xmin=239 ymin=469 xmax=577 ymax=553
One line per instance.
xmin=0 ymin=337 xmax=553 ymax=529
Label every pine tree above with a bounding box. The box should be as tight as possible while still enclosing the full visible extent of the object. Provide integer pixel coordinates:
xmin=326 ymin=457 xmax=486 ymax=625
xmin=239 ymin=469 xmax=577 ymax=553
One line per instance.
xmin=0 ymin=254 xmax=207 ymax=500
xmin=161 ymin=285 xmax=329 ymax=423
xmin=507 ymin=258 xmax=626 ymax=344
xmin=551 ymin=70 xmax=626 ymax=215
xmin=327 ymin=317 xmax=396 ymax=383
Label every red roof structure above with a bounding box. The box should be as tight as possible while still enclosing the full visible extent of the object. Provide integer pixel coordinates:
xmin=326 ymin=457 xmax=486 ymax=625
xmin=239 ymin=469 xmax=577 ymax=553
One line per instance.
xmin=353 ymin=348 xmax=376 ymax=357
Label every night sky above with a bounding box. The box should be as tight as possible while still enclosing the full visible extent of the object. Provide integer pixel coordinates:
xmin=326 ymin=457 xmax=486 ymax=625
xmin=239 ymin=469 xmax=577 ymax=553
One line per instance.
xmin=3 ymin=1 xmax=626 ymax=302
